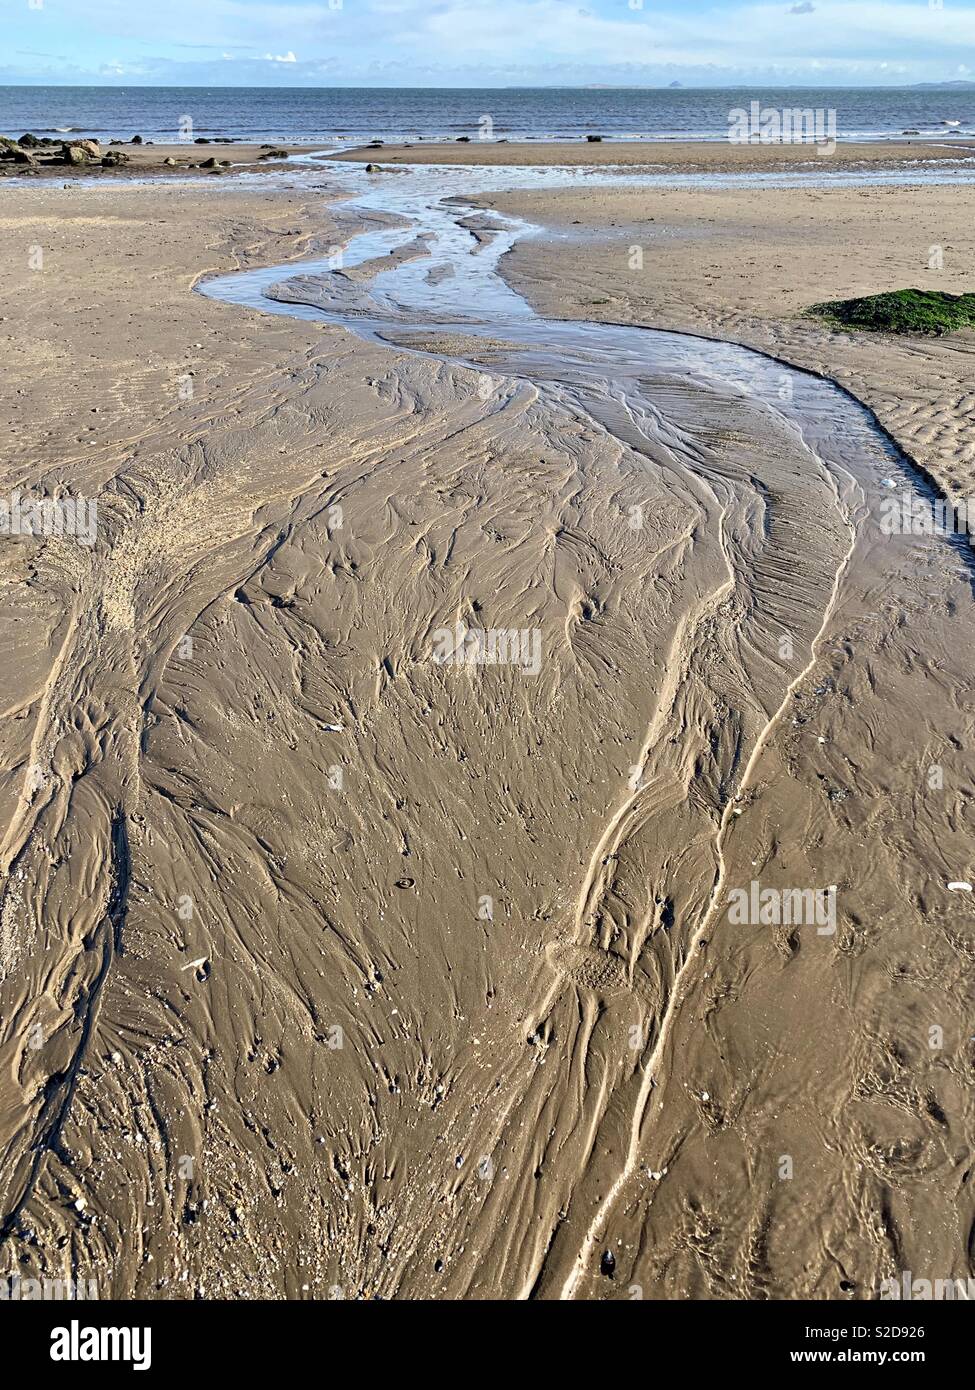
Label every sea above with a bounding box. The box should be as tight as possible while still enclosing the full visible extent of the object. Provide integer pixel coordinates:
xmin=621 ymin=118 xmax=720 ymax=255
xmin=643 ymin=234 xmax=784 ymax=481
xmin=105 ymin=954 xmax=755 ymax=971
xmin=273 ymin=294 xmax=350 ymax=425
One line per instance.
xmin=1 ymin=85 xmax=974 ymax=146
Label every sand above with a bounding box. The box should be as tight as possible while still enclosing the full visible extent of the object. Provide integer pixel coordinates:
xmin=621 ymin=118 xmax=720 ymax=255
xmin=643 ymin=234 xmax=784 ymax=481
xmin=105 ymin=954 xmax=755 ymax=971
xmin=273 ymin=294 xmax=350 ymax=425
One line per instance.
xmin=478 ymin=180 xmax=975 ymax=499
xmin=0 ymin=154 xmax=973 ymax=1303
xmin=334 ymin=137 xmax=975 ymax=172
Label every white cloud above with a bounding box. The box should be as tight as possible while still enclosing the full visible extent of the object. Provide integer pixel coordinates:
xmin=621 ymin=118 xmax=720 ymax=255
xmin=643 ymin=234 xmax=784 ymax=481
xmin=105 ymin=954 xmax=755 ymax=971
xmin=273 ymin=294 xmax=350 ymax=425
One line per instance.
xmin=7 ymin=0 xmax=975 ymax=84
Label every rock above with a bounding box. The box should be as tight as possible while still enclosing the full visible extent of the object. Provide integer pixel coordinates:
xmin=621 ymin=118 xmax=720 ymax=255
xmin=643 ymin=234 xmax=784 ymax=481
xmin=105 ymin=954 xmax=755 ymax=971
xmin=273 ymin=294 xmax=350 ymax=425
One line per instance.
xmin=56 ymin=138 xmax=100 ymax=165
xmin=456 ymin=135 xmax=471 ymax=142
xmin=200 ymin=156 xmax=220 ymax=168
xmin=131 ymin=134 xmax=143 ymax=144
xmin=259 ymin=147 xmax=289 ymax=159
xmin=18 ymin=133 xmax=41 ymax=148
xmin=101 ymin=150 xmax=130 ymax=166
xmin=194 ymin=137 xmax=211 ymax=144
xmin=587 ymin=134 xmax=603 ymax=142
xmin=0 ymin=141 xmax=37 ymax=165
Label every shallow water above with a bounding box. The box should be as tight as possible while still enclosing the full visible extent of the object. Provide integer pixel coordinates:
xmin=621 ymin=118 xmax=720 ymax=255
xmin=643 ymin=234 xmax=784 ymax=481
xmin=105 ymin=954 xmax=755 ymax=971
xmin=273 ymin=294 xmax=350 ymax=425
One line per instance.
xmin=199 ymin=154 xmax=956 ymax=525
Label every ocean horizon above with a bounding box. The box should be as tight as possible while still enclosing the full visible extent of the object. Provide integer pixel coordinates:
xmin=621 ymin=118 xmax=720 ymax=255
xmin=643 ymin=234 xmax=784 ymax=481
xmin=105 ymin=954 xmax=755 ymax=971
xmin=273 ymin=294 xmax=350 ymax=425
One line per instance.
xmin=2 ymin=83 xmax=975 ymax=146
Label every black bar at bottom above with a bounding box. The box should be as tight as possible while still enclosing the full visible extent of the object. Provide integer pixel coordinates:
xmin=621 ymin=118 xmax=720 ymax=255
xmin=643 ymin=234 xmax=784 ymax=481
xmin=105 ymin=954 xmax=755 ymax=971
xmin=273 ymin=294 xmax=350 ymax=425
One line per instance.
xmin=0 ymin=1296 xmax=964 ymax=1376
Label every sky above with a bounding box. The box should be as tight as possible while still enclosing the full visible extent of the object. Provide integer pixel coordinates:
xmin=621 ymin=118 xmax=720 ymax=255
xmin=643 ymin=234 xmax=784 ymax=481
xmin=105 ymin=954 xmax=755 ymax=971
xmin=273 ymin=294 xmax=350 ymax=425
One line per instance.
xmin=4 ymin=0 xmax=975 ymax=87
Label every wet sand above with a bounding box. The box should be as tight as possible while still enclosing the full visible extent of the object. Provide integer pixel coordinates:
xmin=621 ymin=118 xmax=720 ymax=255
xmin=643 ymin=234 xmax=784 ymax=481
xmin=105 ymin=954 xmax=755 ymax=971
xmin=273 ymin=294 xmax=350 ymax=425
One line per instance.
xmin=0 ymin=162 xmax=973 ymax=1303
xmin=334 ymin=137 xmax=975 ymax=173
xmin=479 ymin=180 xmax=975 ymax=500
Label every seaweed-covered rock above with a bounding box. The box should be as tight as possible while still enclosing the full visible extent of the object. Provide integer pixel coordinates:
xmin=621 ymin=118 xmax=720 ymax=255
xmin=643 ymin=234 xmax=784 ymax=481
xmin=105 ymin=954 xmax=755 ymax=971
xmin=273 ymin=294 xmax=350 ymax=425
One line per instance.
xmin=102 ymin=150 xmax=130 ymax=167
xmin=809 ymin=289 xmax=975 ymax=337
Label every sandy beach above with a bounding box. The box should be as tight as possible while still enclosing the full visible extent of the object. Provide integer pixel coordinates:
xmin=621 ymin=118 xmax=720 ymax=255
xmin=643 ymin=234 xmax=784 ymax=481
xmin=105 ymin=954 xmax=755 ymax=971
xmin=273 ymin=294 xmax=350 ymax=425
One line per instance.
xmin=333 ymin=136 xmax=975 ymax=172
xmin=1 ymin=142 xmax=974 ymax=1305
xmin=478 ymin=179 xmax=975 ymax=499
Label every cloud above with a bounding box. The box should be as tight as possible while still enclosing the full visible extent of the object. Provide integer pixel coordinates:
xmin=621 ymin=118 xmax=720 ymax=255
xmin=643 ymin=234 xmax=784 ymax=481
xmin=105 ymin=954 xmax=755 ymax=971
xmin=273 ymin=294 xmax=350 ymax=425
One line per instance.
xmin=5 ymin=0 xmax=975 ymax=85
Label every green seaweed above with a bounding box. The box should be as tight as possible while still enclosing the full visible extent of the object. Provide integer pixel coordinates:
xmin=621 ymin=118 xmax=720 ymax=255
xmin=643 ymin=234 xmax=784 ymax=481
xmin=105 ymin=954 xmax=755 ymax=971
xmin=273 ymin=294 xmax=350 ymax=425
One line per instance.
xmin=808 ymin=288 xmax=975 ymax=337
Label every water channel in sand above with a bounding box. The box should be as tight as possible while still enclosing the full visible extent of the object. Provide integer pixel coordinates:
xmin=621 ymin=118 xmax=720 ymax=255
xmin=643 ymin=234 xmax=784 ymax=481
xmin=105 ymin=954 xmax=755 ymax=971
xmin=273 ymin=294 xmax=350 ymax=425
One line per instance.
xmin=195 ymin=157 xmax=975 ymax=1298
